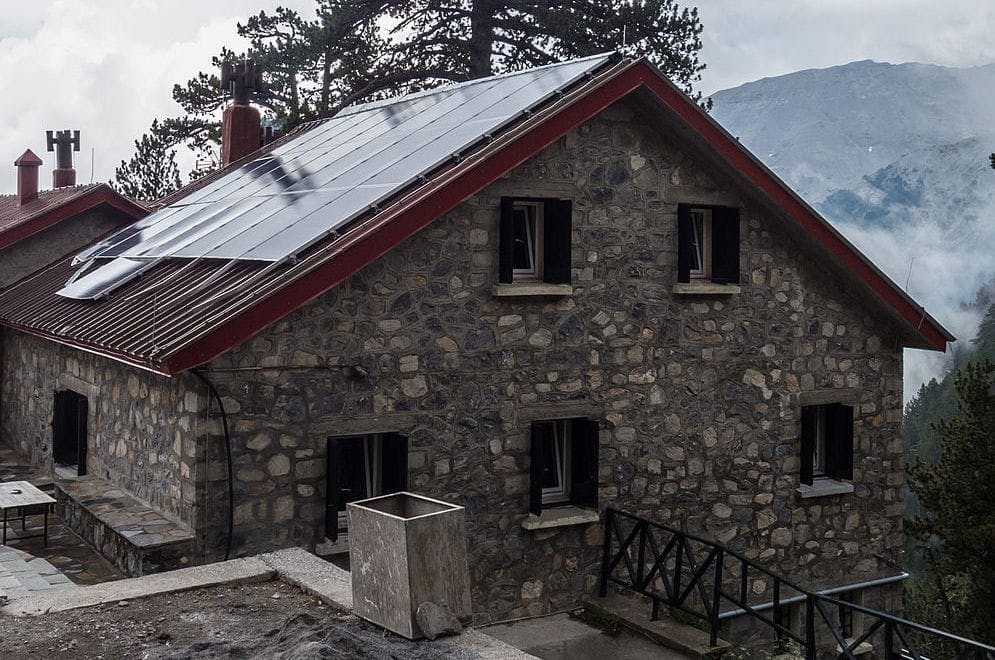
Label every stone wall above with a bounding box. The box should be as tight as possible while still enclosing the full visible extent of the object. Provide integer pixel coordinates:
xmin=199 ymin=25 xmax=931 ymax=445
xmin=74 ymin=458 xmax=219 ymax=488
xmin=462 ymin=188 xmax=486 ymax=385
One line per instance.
xmin=0 ymin=331 xmax=207 ymax=529
xmin=0 ymin=208 xmax=133 ymax=289
xmin=201 ymin=98 xmax=906 ymax=623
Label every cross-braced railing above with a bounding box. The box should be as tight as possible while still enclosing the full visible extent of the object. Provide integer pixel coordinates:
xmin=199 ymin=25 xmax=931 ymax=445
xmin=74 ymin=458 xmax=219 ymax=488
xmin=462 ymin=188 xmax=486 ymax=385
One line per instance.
xmin=599 ymin=508 xmax=994 ymax=659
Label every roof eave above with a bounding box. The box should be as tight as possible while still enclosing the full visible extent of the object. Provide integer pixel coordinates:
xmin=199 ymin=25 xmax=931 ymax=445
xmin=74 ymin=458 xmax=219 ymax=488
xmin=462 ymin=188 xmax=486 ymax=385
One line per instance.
xmin=0 ymin=184 xmax=148 ymax=251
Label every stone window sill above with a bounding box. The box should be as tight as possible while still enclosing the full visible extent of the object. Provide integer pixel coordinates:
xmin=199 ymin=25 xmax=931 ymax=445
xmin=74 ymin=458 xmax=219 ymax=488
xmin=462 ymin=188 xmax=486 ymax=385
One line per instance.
xmin=492 ymin=283 xmax=573 ymax=297
xmin=796 ymin=478 xmax=854 ymax=499
xmin=672 ymin=282 xmax=741 ymax=296
xmin=521 ymin=506 xmax=600 ymax=530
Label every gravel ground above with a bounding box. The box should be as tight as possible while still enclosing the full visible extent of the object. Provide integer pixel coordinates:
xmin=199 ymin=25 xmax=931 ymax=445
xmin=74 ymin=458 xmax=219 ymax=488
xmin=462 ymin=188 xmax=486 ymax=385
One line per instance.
xmin=0 ymin=580 xmax=469 ymax=659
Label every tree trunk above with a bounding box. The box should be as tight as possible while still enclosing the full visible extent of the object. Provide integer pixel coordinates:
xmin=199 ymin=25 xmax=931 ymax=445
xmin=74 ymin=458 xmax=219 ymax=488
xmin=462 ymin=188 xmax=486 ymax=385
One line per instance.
xmin=320 ymin=47 xmax=332 ymax=115
xmin=468 ymin=0 xmax=495 ymax=78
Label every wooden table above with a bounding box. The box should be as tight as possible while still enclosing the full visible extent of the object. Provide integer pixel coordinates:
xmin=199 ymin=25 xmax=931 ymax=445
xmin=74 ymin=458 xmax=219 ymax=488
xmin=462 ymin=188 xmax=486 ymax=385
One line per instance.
xmin=0 ymin=481 xmax=56 ymax=546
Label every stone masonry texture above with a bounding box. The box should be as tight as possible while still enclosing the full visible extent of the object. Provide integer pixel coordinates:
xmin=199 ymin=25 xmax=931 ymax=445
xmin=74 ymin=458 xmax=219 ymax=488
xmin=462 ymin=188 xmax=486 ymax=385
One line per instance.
xmin=0 ymin=98 xmax=906 ymax=624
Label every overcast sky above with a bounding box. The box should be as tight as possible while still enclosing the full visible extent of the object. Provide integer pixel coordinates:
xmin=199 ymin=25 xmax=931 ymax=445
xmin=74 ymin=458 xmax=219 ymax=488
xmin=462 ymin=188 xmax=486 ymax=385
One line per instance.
xmin=3 ymin=1 xmax=994 ymax=193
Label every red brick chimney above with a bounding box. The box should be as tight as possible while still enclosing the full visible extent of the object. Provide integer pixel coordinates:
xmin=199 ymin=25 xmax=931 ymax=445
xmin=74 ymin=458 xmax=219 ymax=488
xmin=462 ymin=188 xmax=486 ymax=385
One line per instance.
xmin=47 ymin=129 xmax=80 ymax=188
xmin=14 ymin=149 xmax=42 ymax=206
xmin=221 ymin=104 xmax=261 ymax=166
xmin=220 ymin=61 xmax=263 ymax=166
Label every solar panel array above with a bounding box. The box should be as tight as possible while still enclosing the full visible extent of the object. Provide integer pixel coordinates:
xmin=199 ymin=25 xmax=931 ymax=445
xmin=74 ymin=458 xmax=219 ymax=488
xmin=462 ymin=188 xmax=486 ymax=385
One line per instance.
xmin=58 ymin=54 xmax=612 ymax=300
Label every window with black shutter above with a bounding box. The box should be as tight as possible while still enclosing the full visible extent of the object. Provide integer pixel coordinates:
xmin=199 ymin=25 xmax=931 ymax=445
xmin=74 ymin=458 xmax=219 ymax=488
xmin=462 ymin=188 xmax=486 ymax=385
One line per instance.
xmin=499 ymin=197 xmax=572 ymax=285
xmin=677 ymin=204 xmax=740 ymax=285
xmin=799 ymin=403 xmax=854 ymax=486
xmin=528 ymin=418 xmax=599 ymax=515
xmin=325 ymin=432 xmax=408 ymax=543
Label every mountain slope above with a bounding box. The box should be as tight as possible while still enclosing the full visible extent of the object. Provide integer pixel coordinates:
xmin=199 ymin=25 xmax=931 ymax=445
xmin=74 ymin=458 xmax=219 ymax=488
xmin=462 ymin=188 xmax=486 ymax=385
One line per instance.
xmin=711 ymin=60 xmax=995 ymax=399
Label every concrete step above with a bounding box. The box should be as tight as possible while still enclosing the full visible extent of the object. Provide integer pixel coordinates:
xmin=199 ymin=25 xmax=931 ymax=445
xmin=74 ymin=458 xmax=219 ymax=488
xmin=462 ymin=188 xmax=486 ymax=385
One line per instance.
xmin=584 ymin=593 xmax=731 ymax=658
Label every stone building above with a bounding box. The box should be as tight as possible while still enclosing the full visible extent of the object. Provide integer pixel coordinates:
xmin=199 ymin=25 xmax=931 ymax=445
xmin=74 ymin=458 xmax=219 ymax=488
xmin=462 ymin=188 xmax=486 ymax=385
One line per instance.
xmin=0 ymin=55 xmax=952 ymax=626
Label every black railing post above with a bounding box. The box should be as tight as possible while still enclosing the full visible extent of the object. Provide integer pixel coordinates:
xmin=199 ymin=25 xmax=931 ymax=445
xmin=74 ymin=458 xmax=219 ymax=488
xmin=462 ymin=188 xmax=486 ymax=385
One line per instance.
xmin=884 ymin=620 xmax=894 ymax=659
xmin=599 ymin=507 xmax=613 ymax=597
xmin=805 ymin=594 xmax=816 ymax=659
xmin=673 ymin=533 xmax=684 ymax=602
xmin=740 ymin=560 xmax=748 ymax=606
xmin=636 ymin=521 xmax=646 ymax=589
xmin=773 ymin=578 xmax=782 ymax=647
xmin=710 ymin=547 xmax=724 ymax=647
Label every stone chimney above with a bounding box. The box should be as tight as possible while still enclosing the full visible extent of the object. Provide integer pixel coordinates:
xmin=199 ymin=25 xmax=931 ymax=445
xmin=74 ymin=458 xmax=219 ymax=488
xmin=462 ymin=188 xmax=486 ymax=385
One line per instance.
xmin=220 ymin=60 xmax=263 ymax=166
xmin=47 ymin=129 xmax=80 ymax=188
xmin=14 ymin=149 xmax=42 ymax=206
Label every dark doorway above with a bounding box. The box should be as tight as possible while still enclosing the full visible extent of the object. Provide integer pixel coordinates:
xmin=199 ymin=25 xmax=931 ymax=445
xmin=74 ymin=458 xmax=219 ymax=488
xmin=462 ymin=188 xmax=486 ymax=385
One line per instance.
xmin=52 ymin=390 xmax=88 ymax=476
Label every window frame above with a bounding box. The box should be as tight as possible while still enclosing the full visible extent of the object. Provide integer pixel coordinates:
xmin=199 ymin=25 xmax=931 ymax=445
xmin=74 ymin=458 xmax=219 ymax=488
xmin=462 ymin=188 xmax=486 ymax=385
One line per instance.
xmin=499 ymin=196 xmax=572 ymax=286
xmin=511 ymin=200 xmax=543 ymax=280
xmin=800 ymin=402 xmax=854 ymax=486
xmin=689 ymin=207 xmax=712 ymax=280
xmin=677 ymin=203 xmax=740 ymax=286
xmin=539 ymin=420 xmax=572 ymax=505
xmin=325 ymin=431 xmax=408 ymax=543
xmin=529 ymin=417 xmax=599 ymax=516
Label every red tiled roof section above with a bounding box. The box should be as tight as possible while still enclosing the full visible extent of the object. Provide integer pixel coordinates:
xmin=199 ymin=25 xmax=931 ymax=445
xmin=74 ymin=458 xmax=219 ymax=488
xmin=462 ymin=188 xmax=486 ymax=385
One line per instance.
xmin=0 ymin=183 xmax=147 ymax=251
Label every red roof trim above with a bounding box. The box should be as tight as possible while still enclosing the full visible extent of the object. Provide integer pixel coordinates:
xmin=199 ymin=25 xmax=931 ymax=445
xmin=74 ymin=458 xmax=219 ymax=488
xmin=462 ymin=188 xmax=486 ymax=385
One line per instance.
xmin=0 ymin=185 xmax=147 ymax=251
xmin=160 ymin=61 xmax=949 ymax=373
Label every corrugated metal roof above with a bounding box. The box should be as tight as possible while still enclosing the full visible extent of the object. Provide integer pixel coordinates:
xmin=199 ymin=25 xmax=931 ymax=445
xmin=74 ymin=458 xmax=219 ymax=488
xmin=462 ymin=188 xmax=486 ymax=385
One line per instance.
xmin=0 ymin=184 xmax=101 ymax=232
xmin=62 ymin=55 xmax=613 ymax=301
xmin=0 ymin=54 xmax=954 ymax=373
xmin=0 ymin=56 xmax=626 ymax=372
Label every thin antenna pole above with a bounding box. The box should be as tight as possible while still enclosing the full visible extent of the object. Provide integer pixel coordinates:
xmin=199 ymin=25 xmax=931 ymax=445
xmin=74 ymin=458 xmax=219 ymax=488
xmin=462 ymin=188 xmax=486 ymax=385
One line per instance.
xmin=622 ymin=24 xmax=627 ymax=47
xmin=905 ymin=257 xmax=915 ymax=292
xmin=90 ymin=148 xmax=95 ymax=183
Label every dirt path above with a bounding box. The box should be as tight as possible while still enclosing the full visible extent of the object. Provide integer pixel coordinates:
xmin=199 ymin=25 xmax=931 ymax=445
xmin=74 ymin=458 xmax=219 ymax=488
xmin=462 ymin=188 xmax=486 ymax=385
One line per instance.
xmin=0 ymin=580 xmax=466 ymax=659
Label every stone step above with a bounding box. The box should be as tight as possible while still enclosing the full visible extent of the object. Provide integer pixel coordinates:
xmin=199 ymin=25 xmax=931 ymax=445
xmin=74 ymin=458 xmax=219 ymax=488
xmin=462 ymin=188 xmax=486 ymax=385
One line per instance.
xmin=56 ymin=475 xmax=196 ymax=577
xmin=584 ymin=593 xmax=731 ymax=658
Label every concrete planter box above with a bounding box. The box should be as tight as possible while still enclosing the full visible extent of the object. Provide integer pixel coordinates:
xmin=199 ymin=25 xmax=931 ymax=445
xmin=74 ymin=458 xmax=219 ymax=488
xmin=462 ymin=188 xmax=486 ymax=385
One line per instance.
xmin=348 ymin=492 xmax=472 ymax=639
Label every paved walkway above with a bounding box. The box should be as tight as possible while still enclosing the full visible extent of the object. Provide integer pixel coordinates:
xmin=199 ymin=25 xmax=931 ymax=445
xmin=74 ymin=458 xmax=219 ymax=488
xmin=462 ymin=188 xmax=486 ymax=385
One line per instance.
xmin=0 ymin=547 xmax=76 ymax=601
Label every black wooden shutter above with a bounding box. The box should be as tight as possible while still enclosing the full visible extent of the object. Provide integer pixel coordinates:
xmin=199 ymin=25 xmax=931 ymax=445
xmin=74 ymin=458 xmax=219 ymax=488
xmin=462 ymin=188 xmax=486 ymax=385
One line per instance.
xmin=569 ymin=418 xmax=599 ymax=509
xmin=325 ymin=438 xmax=341 ymax=542
xmin=677 ymin=204 xmax=693 ymax=283
xmin=543 ymin=199 xmax=572 ymax=284
xmin=529 ymin=422 xmax=548 ymax=516
xmin=800 ymin=406 xmax=816 ymax=486
xmin=51 ymin=390 xmax=71 ymax=465
xmin=381 ymin=433 xmax=408 ymax=494
xmin=711 ymin=206 xmax=740 ymax=284
xmin=76 ymin=395 xmax=88 ymax=476
xmin=498 ymin=197 xmax=515 ymax=284
xmin=825 ymin=404 xmax=854 ymax=480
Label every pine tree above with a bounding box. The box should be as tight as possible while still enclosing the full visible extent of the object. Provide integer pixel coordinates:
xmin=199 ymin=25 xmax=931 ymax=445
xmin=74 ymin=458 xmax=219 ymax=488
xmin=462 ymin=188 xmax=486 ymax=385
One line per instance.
xmin=122 ymin=0 xmax=708 ymax=191
xmin=112 ymin=120 xmax=183 ymax=202
xmin=906 ymin=359 xmax=995 ymax=644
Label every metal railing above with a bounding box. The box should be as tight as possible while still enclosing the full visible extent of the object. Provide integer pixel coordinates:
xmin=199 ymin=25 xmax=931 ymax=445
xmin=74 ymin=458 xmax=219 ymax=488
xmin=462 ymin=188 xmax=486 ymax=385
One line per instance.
xmin=598 ymin=507 xmax=994 ymax=659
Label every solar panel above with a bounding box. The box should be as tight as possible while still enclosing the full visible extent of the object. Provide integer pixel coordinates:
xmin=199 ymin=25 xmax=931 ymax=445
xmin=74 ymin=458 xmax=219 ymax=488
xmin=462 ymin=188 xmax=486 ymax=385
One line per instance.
xmin=58 ymin=54 xmax=612 ymax=299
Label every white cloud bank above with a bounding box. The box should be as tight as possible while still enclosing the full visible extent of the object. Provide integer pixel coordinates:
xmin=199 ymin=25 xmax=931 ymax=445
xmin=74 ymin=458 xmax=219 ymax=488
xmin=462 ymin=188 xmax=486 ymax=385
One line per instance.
xmin=0 ymin=0 xmax=313 ymax=194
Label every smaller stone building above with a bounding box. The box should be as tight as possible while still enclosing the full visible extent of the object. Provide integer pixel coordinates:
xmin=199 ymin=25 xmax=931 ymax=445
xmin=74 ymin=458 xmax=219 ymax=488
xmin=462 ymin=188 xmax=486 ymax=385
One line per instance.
xmin=0 ymin=56 xmax=952 ymax=632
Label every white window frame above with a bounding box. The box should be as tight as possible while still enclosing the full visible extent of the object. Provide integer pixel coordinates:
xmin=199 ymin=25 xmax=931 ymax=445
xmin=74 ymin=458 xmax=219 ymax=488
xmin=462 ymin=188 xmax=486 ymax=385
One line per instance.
xmin=541 ymin=420 xmax=572 ymax=505
xmin=512 ymin=201 xmax=544 ymax=280
xmin=689 ymin=207 xmax=712 ymax=279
